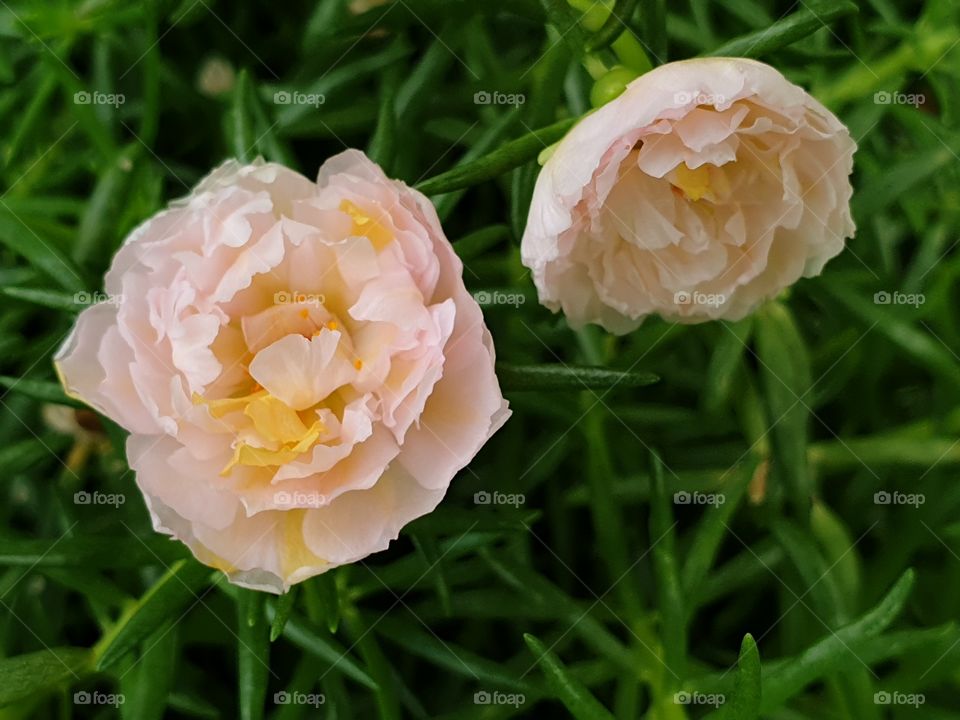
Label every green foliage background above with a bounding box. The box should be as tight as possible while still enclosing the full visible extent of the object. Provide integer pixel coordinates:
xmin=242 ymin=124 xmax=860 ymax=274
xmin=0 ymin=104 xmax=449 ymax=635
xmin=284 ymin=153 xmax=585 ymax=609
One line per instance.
xmin=0 ymin=0 xmax=958 ymax=717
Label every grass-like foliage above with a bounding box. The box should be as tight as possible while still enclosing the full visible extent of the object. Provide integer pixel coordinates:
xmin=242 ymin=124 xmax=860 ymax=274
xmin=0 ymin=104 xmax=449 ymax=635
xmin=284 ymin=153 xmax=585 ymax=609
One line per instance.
xmin=0 ymin=0 xmax=958 ymax=718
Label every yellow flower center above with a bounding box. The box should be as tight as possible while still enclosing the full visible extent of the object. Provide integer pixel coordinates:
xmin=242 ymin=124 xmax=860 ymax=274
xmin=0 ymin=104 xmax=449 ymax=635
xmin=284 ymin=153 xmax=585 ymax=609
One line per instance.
xmin=193 ymin=390 xmax=326 ymax=476
xmin=671 ymin=162 xmax=712 ymax=201
xmin=669 ymin=161 xmax=734 ymax=203
xmin=340 ymin=199 xmax=393 ymax=250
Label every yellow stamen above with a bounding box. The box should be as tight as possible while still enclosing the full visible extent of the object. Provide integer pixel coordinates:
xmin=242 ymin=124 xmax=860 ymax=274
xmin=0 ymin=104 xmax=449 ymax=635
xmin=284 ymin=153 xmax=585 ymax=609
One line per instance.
xmin=193 ymin=388 xmax=268 ymax=418
xmin=340 ymin=199 xmax=392 ymax=250
xmin=220 ymin=419 xmax=324 ymax=476
xmin=194 ymin=390 xmax=328 ymax=476
xmin=244 ymin=395 xmax=311 ymax=444
xmin=354 ymin=359 xmax=363 ymax=371
xmin=672 ymin=162 xmax=711 ymax=201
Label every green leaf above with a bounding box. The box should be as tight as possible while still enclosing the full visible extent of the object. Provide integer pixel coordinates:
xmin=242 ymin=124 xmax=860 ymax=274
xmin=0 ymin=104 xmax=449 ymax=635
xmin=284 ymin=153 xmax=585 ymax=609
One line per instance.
xmin=267 ymin=608 xmax=378 ymax=690
xmin=703 ymin=318 xmax=753 ymax=415
xmin=649 ymin=451 xmax=686 ymax=685
xmin=415 ymin=118 xmax=575 ymax=196
xmin=40 ymin=48 xmax=116 ymax=159
xmin=706 ymin=0 xmax=858 ymax=58
xmin=303 ymin=572 xmax=341 ymax=634
xmin=708 ymin=634 xmax=761 ymax=720
xmin=229 ymin=69 xmax=255 ymax=163
xmin=452 ymin=224 xmax=509 ymax=261
xmin=5 ymin=72 xmax=58 ymax=169
xmin=523 ymin=633 xmax=615 ymax=720
xmin=270 ymin=586 xmax=298 ymax=642
xmin=810 ymin=499 xmax=862 ymax=609
xmin=93 ymin=560 xmax=213 ymax=671
xmin=0 ymin=438 xmax=61 ymax=475
xmin=480 ymin=551 xmax=637 ymax=675
xmin=367 ymin=52 xmax=402 ymax=173
xmin=0 ymin=375 xmax=84 ymax=408
xmin=772 ymin=519 xmax=849 ymax=626
xmin=432 ymin=111 xmax=524 ymax=221
xmin=410 ymin=530 xmax=452 ymax=617
xmin=0 ymin=647 xmax=91 ymax=706
xmin=854 ymin=144 xmax=957 ymax=218
xmin=497 ymin=362 xmax=658 ymax=391
xmin=377 ymin=614 xmax=537 ymax=693
xmin=754 ymin=301 xmax=811 ymax=510
xmin=74 ymin=146 xmax=139 ymax=265
xmin=682 ymin=457 xmax=758 ymax=611
xmin=0 ymin=536 xmax=187 ymax=569
xmin=1 ymin=286 xmax=81 ymax=312
xmin=761 ymin=569 xmax=916 ymax=711
xmin=823 ymin=282 xmax=960 ymax=389
xmin=811 ymin=434 xmax=960 ymax=469
xmin=237 ymin=589 xmax=270 ymax=720
xmin=0 ymin=207 xmax=87 ymax=292
xmin=120 ymin=627 xmax=177 ymax=720
xmin=639 ymin=0 xmax=667 ymax=61
xmin=345 ymin=608 xmax=401 ymax=720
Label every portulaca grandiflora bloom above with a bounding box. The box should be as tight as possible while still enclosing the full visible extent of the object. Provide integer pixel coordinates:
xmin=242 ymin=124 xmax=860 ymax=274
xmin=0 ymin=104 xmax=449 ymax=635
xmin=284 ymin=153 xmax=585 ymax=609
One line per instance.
xmin=522 ymin=57 xmax=856 ymax=333
xmin=56 ymin=151 xmax=510 ymax=592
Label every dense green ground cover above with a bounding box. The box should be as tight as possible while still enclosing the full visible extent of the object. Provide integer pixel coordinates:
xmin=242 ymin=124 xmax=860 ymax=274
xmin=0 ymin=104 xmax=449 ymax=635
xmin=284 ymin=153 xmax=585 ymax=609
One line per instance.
xmin=0 ymin=0 xmax=959 ymax=717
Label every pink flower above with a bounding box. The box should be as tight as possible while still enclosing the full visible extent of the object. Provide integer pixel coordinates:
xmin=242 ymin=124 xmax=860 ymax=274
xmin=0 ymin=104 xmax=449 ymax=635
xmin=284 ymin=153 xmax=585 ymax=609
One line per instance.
xmin=522 ymin=58 xmax=856 ymax=332
xmin=56 ymin=152 xmax=510 ymax=592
